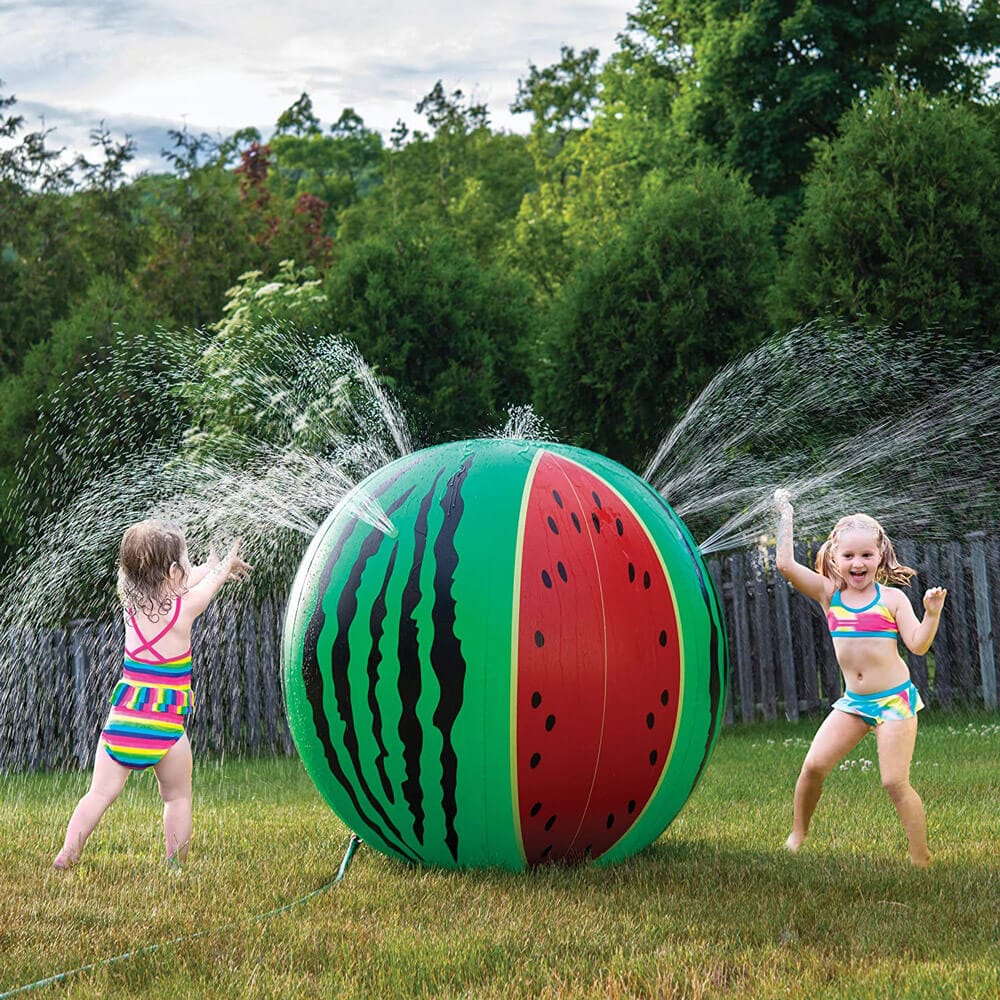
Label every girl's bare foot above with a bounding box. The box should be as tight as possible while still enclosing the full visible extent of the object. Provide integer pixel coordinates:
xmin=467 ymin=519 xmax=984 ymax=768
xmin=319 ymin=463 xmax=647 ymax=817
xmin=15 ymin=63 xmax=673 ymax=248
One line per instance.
xmin=910 ymin=851 xmax=933 ymax=868
xmin=784 ymin=833 xmax=805 ymax=853
xmin=53 ymin=849 xmax=77 ymax=870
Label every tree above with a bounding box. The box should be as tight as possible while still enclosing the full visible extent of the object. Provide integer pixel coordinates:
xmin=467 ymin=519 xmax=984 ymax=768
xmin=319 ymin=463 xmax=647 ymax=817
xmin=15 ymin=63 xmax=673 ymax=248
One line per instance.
xmin=269 ymin=106 xmax=385 ymax=218
xmin=0 ymin=276 xmax=171 ymax=567
xmin=326 ymin=224 xmax=535 ymax=441
xmin=0 ymin=90 xmax=141 ymax=374
xmin=275 ymin=92 xmax=322 ymax=137
xmin=339 ymin=85 xmax=534 ymax=264
xmin=178 ymin=260 xmax=334 ymax=464
xmin=537 ymin=163 xmax=778 ymax=471
xmin=512 ymin=46 xmax=601 ymax=165
xmin=136 ymin=127 xmax=263 ymax=328
xmin=621 ymin=0 xmax=1000 ymax=219
xmin=506 ymin=41 xmax=691 ymax=296
xmin=772 ymin=83 xmax=1000 ymax=348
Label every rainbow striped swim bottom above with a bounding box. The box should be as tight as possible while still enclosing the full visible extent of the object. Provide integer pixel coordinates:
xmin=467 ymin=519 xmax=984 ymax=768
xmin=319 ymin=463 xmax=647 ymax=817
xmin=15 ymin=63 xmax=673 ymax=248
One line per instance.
xmin=100 ymin=660 xmax=193 ymax=770
xmin=833 ymin=679 xmax=925 ymax=728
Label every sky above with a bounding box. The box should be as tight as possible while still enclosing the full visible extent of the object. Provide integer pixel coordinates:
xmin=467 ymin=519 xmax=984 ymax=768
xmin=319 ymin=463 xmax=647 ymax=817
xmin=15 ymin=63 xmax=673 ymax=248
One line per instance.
xmin=1 ymin=0 xmax=638 ymax=175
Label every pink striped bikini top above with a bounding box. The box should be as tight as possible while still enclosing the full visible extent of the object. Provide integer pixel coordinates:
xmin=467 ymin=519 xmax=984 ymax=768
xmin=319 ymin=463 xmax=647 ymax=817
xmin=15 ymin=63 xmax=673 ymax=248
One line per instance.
xmin=827 ymin=583 xmax=899 ymax=639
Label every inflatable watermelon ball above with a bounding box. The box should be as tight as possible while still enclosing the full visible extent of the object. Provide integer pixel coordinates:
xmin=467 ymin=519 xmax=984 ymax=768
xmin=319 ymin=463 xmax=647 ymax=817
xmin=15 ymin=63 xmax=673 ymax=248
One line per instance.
xmin=282 ymin=439 xmax=728 ymax=870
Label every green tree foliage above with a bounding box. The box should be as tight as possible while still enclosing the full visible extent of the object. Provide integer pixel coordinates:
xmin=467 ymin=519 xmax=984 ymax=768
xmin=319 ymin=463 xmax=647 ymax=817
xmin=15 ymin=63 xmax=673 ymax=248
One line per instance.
xmin=772 ymin=84 xmax=1000 ymax=348
xmin=339 ymin=84 xmax=534 ymax=262
xmin=269 ymin=102 xmax=384 ymax=224
xmin=0 ymin=276 xmax=170 ymax=561
xmin=623 ymin=0 xmax=1000 ymax=219
xmin=507 ymin=41 xmax=692 ymax=295
xmin=233 ymin=141 xmax=335 ymax=270
xmin=537 ymin=164 xmax=778 ymax=471
xmin=326 ymin=225 xmax=535 ymax=440
xmin=512 ymin=45 xmax=601 ymax=167
xmin=179 ymin=261 xmax=333 ymax=464
xmin=0 ymin=88 xmax=139 ymax=373
xmin=136 ymin=128 xmax=263 ymax=329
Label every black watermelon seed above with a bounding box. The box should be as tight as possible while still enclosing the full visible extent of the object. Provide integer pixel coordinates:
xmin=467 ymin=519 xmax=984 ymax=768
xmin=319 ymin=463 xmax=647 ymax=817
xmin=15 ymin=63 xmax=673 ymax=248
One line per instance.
xmin=591 ymin=512 xmax=601 ymax=533
xmin=660 ymin=689 xmax=669 ymax=706
xmin=592 ymin=491 xmax=603 ymax=509
xmin=547 ymin=516 xmax=559 ymax=535
xmin=553 ymin=490 xmax=564 ymax=508
xmin=530 ymin=752 xmax=541 ymax=768
xmin=628 ymin=563 xmax=636 ymax=583
xmin=659 ymin=630 xmax=667 ymax=646
xmin=557 ymin=561 xmax=567 ymax=582
xmin=544 ymin=815 xmax=556 ymax=831
xmin=530 ymin=802 xmax=542 ymax=817
xmin=606 ymin=813 xmax=615 ymax=829
xmin=541 ymin=569 xmax=553 ymax=588
xmin=646 ymin=712 xmax=655 ymax=729
xmin=615 ymin=518 xmax=623 ymax=536
xmin=643 ymin=570 xmax=651 ymax=589
xmin=531 ymin=691 xmax=542 ymax=709
xmin=571 ymin=512 xmax=582 ymax=532
xmin=534 ymin=630 xmax=545 ymax=647
xmin=649 ymin=749 xmax=658 ymax=766
xmin=541 ymin=845 xmax=552 ymax=859
xmin=545 ymin=714 xmax=556 ymax=732
xmin=627 ymin=799 xmax=636 ymax=814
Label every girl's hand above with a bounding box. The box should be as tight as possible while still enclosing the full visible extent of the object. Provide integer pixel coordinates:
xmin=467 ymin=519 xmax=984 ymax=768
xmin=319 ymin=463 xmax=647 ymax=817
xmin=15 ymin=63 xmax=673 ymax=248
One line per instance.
xmin=773 ymin=489 xmax=792 ymax=513
xmin=224 ymin=539 xmax=251 ymax=582
xmin=228 ymin=556 xmax=252 ymax=582
xmin=923 ymin=586 xmax=947 ymax=616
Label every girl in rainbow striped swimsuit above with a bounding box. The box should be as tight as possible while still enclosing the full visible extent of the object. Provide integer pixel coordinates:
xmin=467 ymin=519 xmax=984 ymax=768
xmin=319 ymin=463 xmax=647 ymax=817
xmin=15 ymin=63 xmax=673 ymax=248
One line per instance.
xmin=774 ymin=492 xmax=946 ymax=867
xmin=54 ymin=519 xmax=250 ymax=869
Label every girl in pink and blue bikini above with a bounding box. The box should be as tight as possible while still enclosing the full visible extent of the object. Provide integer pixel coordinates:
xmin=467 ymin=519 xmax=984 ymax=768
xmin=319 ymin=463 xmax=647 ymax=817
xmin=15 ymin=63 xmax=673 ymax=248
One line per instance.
xmin=53 ymin=519 xmax=250 ymax=869
xmin=773 ymin=492 xmax=946 ymax=866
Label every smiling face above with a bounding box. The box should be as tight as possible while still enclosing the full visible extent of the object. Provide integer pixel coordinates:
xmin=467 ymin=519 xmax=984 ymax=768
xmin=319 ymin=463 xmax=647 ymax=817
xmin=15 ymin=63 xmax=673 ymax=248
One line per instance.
xmin=834 ymin=527 xmax=882 ymax=592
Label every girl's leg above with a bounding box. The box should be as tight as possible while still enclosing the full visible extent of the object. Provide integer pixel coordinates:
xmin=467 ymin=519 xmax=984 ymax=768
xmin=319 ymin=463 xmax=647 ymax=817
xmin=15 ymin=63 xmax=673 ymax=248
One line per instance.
xmin=154 ymin=733 xmax=193 ymax=864
xmin=54 ymin=744 xmax=131 ymax=867
xmin=875 ymin=716 xmax=930 ymax=866
xmin=786 ymin=709 xmax=871 ymax=852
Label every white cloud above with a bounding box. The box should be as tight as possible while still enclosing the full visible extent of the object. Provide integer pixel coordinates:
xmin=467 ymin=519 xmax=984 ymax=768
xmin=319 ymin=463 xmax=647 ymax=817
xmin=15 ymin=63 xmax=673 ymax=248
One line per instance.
xmin=1 ymin=0 xmax=634 ymax=172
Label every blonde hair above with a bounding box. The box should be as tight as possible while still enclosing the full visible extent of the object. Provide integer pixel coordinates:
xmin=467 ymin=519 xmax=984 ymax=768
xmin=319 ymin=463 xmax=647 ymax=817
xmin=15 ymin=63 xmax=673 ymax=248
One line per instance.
xmin=814 ymin=513 xmax=916 ymax=588
xmin=117 ymin=519 xmax=188 ymax=618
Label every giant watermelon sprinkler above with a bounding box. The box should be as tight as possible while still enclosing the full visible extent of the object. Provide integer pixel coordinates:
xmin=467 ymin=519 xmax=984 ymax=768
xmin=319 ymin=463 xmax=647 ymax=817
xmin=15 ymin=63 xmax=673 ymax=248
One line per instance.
xmin=282 ymin=439 xmax=728 ymax=870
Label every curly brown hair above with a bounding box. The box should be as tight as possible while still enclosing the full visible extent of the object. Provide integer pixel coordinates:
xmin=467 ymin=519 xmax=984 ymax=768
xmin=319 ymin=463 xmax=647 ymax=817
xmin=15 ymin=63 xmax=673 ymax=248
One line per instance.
xmin=117 ymin=519 xmax=188 ymax=619
xmin=814 ymin=513 xmax=916 ymax=589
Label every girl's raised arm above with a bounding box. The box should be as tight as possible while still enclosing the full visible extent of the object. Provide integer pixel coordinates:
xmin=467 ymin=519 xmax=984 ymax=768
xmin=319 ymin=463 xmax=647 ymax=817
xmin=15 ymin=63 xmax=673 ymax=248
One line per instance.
xmin=773 ymin=491 xmax=834 ymax=605
xmin=888 ymin=585 xmax=947 ymax=656
xmin=183 ymin=541 xmax=251 ymax=618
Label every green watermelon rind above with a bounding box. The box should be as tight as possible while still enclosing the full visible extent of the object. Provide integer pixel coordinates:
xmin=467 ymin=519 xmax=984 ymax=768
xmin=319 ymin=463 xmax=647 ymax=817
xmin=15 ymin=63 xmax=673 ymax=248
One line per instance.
xmin=281 ymin=439 xmax=728 ymax=871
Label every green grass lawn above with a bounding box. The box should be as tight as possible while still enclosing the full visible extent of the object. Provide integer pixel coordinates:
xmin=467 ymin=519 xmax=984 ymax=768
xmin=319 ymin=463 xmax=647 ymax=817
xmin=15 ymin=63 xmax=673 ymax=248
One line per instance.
xmin=2 ymin=712 xmax=998 ymax=999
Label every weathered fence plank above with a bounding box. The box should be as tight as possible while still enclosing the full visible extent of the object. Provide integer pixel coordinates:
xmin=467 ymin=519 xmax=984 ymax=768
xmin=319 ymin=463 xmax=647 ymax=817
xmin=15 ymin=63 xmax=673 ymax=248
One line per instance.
xmin=727 ymin=554 xmax=755 ymax=722
xmin=772 ymin=568 xmax=799 ymax=721
xmin=708 ymin=562 xmax=734 ymax=726
xmin=969 ymin=533 xmax=997 ymax=710
xmin=243 ymin=605 xmax=261 ymax=754
xmin=750 ymin=566 xmax=777 ymax=720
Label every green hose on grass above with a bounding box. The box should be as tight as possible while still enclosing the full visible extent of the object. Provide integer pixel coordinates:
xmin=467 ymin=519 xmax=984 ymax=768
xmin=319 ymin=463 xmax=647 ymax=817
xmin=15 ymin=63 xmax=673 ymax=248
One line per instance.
xmin=0 ymin=833 xmax=363 ymax=999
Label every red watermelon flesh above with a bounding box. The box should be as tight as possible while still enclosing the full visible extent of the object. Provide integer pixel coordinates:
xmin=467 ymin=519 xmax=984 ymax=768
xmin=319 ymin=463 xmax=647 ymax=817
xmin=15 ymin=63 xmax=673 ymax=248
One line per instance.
xmin=516 ymin=451 xmax=682 ymax=864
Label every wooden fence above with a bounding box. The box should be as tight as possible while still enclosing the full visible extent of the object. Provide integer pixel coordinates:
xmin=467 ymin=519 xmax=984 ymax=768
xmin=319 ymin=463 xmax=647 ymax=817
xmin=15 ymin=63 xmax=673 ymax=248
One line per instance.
xmin=1 ymin=534 xmax=996 ymax=773
xmin=711 ymin=532 xmax=999 ymax=724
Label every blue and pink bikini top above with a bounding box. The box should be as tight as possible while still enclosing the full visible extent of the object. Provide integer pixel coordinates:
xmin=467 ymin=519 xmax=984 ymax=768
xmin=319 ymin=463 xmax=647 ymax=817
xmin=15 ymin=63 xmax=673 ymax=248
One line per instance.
xmin=827 ymin=583 xmax=899 ymax=639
